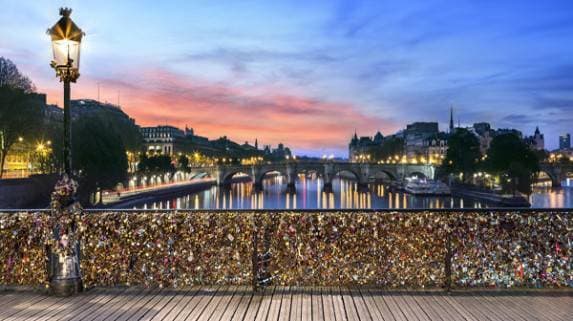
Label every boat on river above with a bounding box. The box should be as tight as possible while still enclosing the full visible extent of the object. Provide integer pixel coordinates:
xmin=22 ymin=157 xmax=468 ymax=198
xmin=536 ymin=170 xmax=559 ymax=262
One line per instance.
xmin=404 ymin=178 xmax=451 ymax=196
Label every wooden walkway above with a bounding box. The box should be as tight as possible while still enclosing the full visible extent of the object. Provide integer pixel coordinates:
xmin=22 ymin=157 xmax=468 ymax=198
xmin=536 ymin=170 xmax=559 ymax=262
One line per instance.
xmin=0 ymin=287 xmax=571 ymax=321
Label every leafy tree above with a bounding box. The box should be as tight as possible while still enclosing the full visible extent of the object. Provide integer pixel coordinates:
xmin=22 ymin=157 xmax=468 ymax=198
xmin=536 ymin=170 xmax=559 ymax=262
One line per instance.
xmin=0 ymin=57 xmax=35 ymax=92
xmin=138 ymin=154 xmax=174 ymax=173
xmin=442 ymin=128 xmax=481 ymax=183
xmin=372 ymin=136 xmax=405 ymax=160
xmin=0 ymin=87 xmax=43 ymax=178
xmin=71 ymin=116 xmax=128 ymax=204
xmin=178 ymin=154 xmax=189 ymax=171
xmin=484 ymin=133 xmax=540 ymax=195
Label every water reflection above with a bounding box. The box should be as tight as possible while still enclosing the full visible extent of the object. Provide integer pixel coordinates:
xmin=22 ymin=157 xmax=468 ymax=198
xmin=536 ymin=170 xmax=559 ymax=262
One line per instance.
xmin=139 ymin=175 xmax=492 ymax=210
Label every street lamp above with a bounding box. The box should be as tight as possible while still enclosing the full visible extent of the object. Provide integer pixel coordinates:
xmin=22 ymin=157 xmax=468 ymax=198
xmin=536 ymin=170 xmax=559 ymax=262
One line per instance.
xmin=47 ymin=7 xmax=84 ymax=176
xmin=47 ymin=7 xmax=84 ymax=297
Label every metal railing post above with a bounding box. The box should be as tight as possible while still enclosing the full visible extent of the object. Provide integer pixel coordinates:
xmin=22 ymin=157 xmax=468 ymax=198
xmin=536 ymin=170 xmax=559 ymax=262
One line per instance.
xmin=252 ymin=213 xmax=259 ymax=292
xmin=445 ymin=217 xmax=452 ymax=293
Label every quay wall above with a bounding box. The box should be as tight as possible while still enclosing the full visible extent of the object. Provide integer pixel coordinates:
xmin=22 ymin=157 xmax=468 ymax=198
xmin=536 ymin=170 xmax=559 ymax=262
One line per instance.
xmin=0 ymin=175 xmax=58 ymax=209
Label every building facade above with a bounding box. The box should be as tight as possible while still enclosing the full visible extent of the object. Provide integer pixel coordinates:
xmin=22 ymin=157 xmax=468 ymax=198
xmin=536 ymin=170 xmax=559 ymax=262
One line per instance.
xmin=559 ymin=133 xmax=571 ymax=150
xmin=141 ymin=126 xmax=186 ymax=155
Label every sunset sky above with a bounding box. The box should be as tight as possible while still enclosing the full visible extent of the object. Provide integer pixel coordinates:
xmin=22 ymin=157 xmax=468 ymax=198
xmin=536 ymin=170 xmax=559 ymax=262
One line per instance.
xmin=1 ymin=0 xmax=572 ymax=156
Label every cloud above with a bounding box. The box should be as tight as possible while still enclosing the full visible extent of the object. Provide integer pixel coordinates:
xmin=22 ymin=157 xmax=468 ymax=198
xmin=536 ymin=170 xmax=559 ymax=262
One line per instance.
xmin=43 ymin=66 xmax=397 ymax=156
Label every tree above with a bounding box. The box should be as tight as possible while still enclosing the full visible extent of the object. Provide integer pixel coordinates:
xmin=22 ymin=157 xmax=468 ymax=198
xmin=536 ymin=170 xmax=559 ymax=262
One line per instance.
xmin=178 ymin=154 xmax=189 ymax=171
xmin=0 ymin=87 xmax=43 ymax=178
xmin=71 ymin=116 xmax=128 ymax=204
xmin=0 ymin=57 xmax=35 ymax=93
xmin=371 ymin=136 xmax=405 ymax=161
xmin=442 ymin=128 xmax=481 ymax=183
xmin=485 ymin=133 xmax=540 ymax=195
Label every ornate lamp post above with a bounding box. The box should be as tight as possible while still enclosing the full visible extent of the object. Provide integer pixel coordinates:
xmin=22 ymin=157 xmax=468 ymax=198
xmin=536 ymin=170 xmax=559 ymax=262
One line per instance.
xmin=48 ymin=7 xmax=84 ymax=175
xmin=47 ymin=7 xmax=84 ymax=297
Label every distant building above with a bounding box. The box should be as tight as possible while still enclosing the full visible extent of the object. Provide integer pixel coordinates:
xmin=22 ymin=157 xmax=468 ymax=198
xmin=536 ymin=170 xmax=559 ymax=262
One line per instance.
xmin=559 ymin=133 xmax=571 ymax=150
xmin=404 ymin=122 xmax=439 ymax=157
xmin=349 ymin=132 xmax=380 ymax=160
xmin=141 ymin=126 xmax=185 ymax=155
xmin=524 ymin=127 xmax=545 ymax=151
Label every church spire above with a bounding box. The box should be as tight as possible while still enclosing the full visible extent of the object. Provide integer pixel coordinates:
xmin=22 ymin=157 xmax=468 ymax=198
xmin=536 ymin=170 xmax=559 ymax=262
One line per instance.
xmin=255 ymin=138 xmax=258 ymax=149
xmin=449 ymin=106 xmax=454 ymax=133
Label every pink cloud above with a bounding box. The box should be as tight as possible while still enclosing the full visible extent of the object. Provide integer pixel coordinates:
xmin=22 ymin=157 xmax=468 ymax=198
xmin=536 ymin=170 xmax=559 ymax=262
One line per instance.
xmin=39 ymin=66 xmax=399 ymax=154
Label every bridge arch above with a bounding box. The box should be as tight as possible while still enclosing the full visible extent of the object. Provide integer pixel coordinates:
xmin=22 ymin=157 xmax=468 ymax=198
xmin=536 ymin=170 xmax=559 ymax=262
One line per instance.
xmin=371 ymin=170 xmax=397 ymax=181
xmin=255 ymin=169 xmax=288 ymax=186
xmin=221 ymin=170 xmax=254 ymax=186
xmin=333 ymin=169 xmax=361 ymax=181
xmin=407 ymin=171 xmax=427 ymax=179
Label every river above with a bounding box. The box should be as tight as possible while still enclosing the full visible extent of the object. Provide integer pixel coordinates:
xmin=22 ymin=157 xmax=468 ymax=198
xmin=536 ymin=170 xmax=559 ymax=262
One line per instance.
xmin=134 ymin=175 xmax=573 ymax=210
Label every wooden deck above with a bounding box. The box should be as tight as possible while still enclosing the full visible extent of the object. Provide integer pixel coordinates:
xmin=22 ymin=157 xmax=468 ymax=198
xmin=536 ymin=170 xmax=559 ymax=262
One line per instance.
xmin=0 ymin=287 xmax=571 ymax=321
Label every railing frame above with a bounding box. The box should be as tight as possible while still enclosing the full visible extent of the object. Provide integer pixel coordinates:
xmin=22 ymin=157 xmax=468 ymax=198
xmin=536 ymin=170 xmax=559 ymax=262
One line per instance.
xmin=1 ymin=208 xmax=571 ymax=292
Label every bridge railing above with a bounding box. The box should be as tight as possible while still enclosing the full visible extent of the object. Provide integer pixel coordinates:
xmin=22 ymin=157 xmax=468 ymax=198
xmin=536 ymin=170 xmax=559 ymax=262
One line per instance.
xmin=0 ymin=209 xmax=571 ymax=290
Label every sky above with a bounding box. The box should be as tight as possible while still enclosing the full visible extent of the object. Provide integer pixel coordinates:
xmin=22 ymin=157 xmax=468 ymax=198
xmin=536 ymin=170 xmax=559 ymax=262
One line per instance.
xmin=0 ymin=0 xmax=572 ymax=156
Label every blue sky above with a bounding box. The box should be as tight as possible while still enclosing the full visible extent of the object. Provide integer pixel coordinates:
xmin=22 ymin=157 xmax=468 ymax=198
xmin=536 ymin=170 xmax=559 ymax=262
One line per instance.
xmin=0 ymin=0 xmax=572 ymax=156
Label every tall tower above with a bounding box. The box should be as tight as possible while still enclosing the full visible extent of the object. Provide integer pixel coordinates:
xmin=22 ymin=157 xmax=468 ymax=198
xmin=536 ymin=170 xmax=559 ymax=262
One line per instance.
xmin=449 ymin=106 xmax=454 ymax=133
xmin=254 ymin=138 xmax=258 ymax=150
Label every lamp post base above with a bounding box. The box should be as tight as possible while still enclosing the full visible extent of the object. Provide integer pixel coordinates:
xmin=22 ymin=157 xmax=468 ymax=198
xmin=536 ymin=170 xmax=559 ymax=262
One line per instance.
xmin=50 ymin=278 xmax=83 ymax=297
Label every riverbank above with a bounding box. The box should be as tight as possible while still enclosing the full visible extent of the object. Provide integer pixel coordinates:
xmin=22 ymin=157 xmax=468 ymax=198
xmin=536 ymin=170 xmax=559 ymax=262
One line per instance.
xmin=102 ymin=176 xmax=253 ymax=209
xmin=450 ymin=185 xmax=531 ymax=207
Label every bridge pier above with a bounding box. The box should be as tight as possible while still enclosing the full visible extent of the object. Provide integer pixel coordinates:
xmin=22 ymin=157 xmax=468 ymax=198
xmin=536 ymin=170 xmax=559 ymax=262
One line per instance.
xmin=253 ymin=181 xmax=264 ymax=192
xmin=286 ymin=182 xmax=296 ymax=194
xmin=357 ymin=182 xmax=369 ymax=192
xmin=322 ymin=182 xmax=333 ymax=193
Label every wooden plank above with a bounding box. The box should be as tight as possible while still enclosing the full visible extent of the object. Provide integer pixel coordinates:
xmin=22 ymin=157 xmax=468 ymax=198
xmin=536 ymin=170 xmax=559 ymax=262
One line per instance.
xmin=242 ymin=287 xmax=264 ymax=321
xmin=183 ymin=286 xmax=221 ymax=321
xmin=3 ymin=293 xmax=68 ymax=321
xmin=0 ymin=293 xmax=48 ymax=319
xmin=277 ymin=286 xmax=292 ymax=321
xmin=436 ymin=293 xmax=479 ymax=321
xmin=299 ymin=287 xmax=312 ymax=321
xmin=417 ymin=293 xmax=464 ymax=321
xmin=207 ymin=285 xmax=238 ymax=321
xmin=89 ymin=287 xmax=152 ymax=321
xmin=321 ymin=287 xmax=337 ymax=321
xmin=468 ymin=293 xmax=516 ymax=321
xmin=31 ymin=288 xmax=105 ymax=321
xmin=400 ymin=292 xmax=431 ymax=321
xmin=348 ymin=288 xmax=373 ymax=321
xmin=447 ymin=294 xmax=495 ymax=321
xmin=289 ymin=286 xmax=301 ymax=321
xmin=390 ymin=292 xmax=422 ymax=321
xmin=266 ymin=286 xmax=285 ymax=321
xmin=218 ymin=285 xmax=247 ymax=321
xmin=64 ymin=288 xmax=129 ymax=321
xmin=340 ymin=287 xmax=360 ymax=321
xmin=356 ymin=288 xmax=387 ymax=321
xmin=192 ymin=285 xmax=230 ymax=321
xmin=408 ymin=292 xmax=446 ymax=321
xmin=254 ymin=286 xmax=276 ymax=321
xmin=476 ymin=293 xmax=529 ymax=321
xmin=311 ymin=287 xmax=325 ymax=321
xmin=380 ymin=293 xmax=409 ymax=321
xmin=509 ymin=294 xmax=569 ymax=321
xmin=331 ymin=287 xmax=348 ymax=321
xmin=149 ymin=286 xmax=200 ymax=321
xmin=366 ymin=289 xmax=398 ymax=321
xmin=114 ymin=287 xmax=162 ymax=321
xmin=230 ymin=286 xmax=254 ymax=321
xmin=135 ymin=287 xmax=183 ymax=321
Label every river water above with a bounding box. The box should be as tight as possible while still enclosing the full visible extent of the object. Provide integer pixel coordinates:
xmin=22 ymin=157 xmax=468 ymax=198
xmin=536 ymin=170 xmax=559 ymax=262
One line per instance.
xmin=135 ymin=175 xmax=573 ymax=210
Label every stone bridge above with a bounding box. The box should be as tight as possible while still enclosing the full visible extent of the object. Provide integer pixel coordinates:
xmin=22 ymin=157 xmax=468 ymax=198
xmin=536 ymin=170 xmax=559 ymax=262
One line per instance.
xmin=190 ymin=161 xmax=435 ymax=192
xmin=539 ymin=163 xmax=573 ymax=187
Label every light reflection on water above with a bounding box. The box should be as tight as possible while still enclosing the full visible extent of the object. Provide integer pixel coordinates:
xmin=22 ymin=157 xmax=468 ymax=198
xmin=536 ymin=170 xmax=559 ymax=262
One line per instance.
xmin=137 ymin=176 xmax=573 ymax=210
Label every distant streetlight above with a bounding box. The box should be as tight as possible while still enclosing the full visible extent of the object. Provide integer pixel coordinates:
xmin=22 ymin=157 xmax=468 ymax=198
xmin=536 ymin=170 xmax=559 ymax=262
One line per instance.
xmin=47 ymin=7 xmax=84 ymax=176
